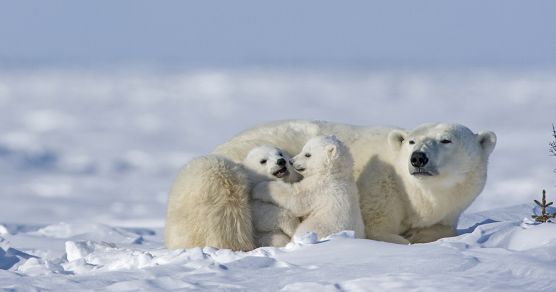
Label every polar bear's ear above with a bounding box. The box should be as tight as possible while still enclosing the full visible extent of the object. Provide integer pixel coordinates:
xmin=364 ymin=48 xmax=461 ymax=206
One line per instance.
xmin=388 ymin=129 xmax=407 ymax=151
xmin=326 ymin=144 xmax=337 ymax=157
xmin=477 ymin=131 xmax=497 ymax=156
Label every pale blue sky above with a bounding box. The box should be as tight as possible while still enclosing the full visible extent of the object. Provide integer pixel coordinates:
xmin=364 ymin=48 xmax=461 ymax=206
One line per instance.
xmin=1 ymin=0 xmax=555 ymax=68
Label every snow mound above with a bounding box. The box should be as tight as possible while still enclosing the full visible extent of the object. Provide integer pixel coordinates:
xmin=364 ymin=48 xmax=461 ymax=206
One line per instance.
xmin=64 ymin=241 xmax=154 ymax=272
xmin=3 ymin=207 xmax=556 ymax=290
xmin=445 ymin=217 xmax=556 ymax=251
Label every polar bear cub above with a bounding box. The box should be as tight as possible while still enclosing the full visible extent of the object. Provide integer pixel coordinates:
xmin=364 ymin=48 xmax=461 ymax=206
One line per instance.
xmin=243 ymin=145 xmax=302 ymax=247
xmin=252 ymin=136 xmax=365 ymax=240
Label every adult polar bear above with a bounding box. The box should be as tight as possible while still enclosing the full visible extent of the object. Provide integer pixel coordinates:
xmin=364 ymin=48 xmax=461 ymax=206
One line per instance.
xmin=165 ymin=120 xmax=496 ymax=249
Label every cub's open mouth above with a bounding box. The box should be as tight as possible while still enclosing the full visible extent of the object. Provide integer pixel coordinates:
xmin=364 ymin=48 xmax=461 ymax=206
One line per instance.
xmin=273 ymin=167 xmax=289 ymax=178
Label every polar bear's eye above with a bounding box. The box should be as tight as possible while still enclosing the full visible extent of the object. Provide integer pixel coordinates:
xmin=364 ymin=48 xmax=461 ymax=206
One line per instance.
xmin=278 ymin=152 xmax=283 ymax=157
xmin=260 ymin=159 xmax=267 ymax=164
xmin=408 ymin=140 xmax=415 ymax=145
xmin=305 ymin=153 xmax=311 ymax=158
xmin=440 ymin=139 xmax=452 ymax=144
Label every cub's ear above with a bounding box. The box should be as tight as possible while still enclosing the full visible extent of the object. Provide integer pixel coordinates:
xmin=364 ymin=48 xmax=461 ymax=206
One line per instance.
xmin=477 ymin=131 xmax=497 ymax=156
xmin=388 ymin=129 xmax=407 ymax=151
xmin=326 ymin=144 xmax=337 ymax=157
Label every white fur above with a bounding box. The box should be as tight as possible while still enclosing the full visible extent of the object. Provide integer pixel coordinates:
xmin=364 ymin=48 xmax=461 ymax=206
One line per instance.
xmin=165 ymin=120 xmax=496 ymax=249
xmin=242 ymin=145 xmax=302 ymax=247
xmin=252 ymin=136 xmax=365 ymax=239
xmin=164 ymin=155 xmax=254 ymax=250
xmin=380 ymin=123 xmax=497 ymax=243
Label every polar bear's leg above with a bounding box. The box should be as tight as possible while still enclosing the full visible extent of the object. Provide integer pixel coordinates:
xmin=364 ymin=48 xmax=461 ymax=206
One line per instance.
xmin=404 ymin=224 xmax=456 ymax=243
xmin=293 ymin=217 xmax=338 ymax=239
xmin=251 ymin=200 xmax=300 ymax=237
xmin=278 ymin=213 xmax=301 ymax=238
xmin=256 ymin=231 xmax=291 ymax=247
xmin=367 ymin=232 xmax=410 ymax=245
xmin=252 ymin=181 xmax=311 ymax=217
xmin=165 ymin=155 xmax=255 ymax=251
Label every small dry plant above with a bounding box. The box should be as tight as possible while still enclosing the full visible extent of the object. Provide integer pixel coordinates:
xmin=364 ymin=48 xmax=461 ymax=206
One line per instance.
xmin=532 ymin=125 xmax=556 ymax=223
xmin=532 ymin=190 xmax=556 ymax=223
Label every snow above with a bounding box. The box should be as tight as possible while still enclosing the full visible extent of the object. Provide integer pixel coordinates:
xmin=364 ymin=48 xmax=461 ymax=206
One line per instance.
xmin=2 ymin=208 xmax=556 ymax=290
xmin=1 ymin=68 xmax=556 ymax=290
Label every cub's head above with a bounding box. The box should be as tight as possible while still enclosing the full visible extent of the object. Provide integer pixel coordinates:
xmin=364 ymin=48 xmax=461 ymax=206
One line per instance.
xmin=243 ymin=145 xmax=299 ymax=182
xmin=388 ymin=123 xmax=496 ymax=187
xmin=291 ymin=135 xmax=353 ymax=178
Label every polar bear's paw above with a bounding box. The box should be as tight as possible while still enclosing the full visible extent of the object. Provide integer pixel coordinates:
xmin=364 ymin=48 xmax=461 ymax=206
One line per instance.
xmin=289 ymin=232 xmax=318 ymax=246
xmin=322 ymin=230 xmax=356 ymax=241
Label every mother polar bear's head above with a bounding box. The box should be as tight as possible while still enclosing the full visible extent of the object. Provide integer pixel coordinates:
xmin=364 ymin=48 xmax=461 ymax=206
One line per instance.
xmin=388 ymin=123 xmax=497 ymax=189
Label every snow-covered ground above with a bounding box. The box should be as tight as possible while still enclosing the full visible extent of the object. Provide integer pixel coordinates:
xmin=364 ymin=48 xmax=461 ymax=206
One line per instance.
xmin=1 ymin=69 xmax=556 ymax=290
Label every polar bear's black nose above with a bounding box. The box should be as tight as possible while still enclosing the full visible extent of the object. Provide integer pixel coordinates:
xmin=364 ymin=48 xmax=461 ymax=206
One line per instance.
xmin=277 ymin=158 xmax=286 ymax=166
xmin=410 ymin=152 xmax=429 ymax=167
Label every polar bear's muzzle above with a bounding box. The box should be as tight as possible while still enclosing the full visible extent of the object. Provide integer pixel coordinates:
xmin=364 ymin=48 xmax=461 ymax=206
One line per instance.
xmin=409 ymin=151 xmax=438 ymax=176
xmin=410 ymin=168 xmax=435 ymax=176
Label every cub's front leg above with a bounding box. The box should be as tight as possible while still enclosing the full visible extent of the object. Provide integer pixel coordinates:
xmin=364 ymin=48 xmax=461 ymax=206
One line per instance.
xmin=252 ymin=181 xmax=309 ymax=217
xmin=251 ymin=200 xmax=299 ymax=237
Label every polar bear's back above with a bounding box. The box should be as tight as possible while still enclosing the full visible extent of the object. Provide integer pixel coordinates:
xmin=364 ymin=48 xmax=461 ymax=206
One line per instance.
xmin=213 ymin=120 xmax=397 ymax=175
xmin=213 ymin=120 xmax=318 ymax=162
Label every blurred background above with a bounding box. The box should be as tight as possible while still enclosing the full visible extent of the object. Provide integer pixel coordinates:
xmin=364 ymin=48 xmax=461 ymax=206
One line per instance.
xmin=1 ymin=0 xmax=555 ymax=227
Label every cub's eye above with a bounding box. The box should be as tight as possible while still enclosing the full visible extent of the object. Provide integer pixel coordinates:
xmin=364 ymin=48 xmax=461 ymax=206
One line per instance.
xmin=304 ymin=153 xmax=311 ymax=158
xmin=260 ymin=159 xmax=267 ymax=164
xmin=408 ymin=140 xmax=415 ymax=145
xmin=440 ymin=139 xmax=452 ymax=144
xmin=278 ymin=152 xmax=283 ymax=157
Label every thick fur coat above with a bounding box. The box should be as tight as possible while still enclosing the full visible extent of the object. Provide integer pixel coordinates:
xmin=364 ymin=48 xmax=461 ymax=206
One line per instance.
xmin=165 ymin=120 xmax=496 ymax=249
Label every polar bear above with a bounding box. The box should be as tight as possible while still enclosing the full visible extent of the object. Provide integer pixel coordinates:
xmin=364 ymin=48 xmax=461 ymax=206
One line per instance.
xmin=165 ymin=155 xmax=254 ymax=250
xmin=164 ymin=145 xmax=300 ymax=250
xmin=365 ymin=123 xmax=496 ymax=244
xmin=252 ymin=136 xmax=365 ymax=239
xmin=242 ymin=145 xmax=302 ymax=247
xmin=242 ymin=145 xmax=302 ymax=184
xmin=165 ymin=120 xmax=496 ymax=249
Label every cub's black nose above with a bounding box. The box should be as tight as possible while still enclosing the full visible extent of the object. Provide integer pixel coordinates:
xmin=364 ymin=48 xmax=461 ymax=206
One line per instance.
xmin=410 ymin=151 xmax=429 ymax=168
xmin=277 ymin=158 xmax=286 ymax=166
